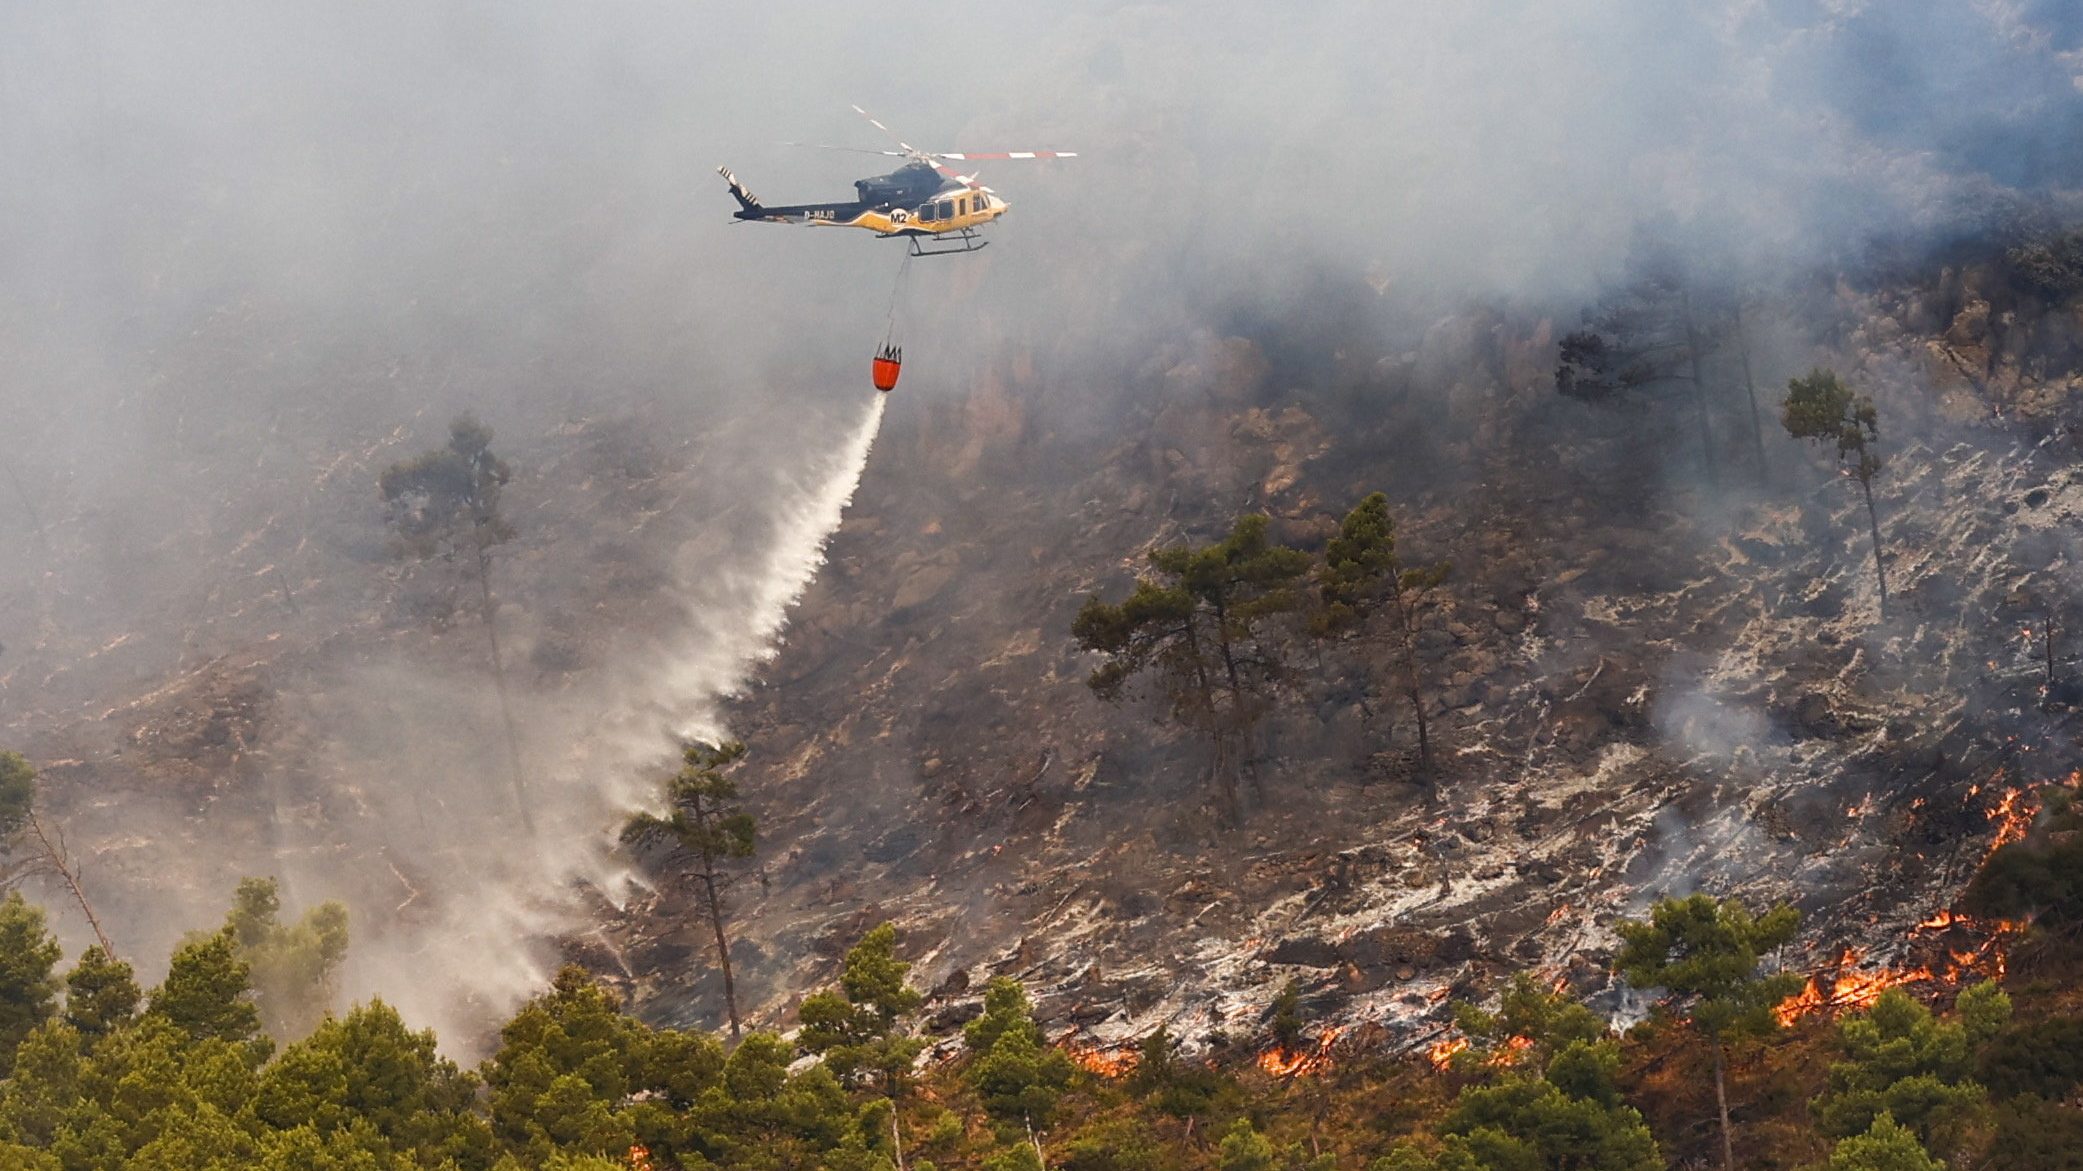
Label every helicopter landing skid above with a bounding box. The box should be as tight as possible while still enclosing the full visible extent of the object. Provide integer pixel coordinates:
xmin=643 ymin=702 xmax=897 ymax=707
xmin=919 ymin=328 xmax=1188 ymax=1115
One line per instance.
xmin=907 ymin=229 xmax=989 ymax=257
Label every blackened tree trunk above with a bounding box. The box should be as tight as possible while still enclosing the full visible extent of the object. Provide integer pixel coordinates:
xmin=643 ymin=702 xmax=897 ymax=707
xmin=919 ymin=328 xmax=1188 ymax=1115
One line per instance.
xmin=1735 ymin=313 xmax=1768 ymax=479
xmin=1713 ymin=1041 xmax=1735 ymax=1171
xmin=698 ymin=857 xmax=741 ymax=1040
xmin=473 ymin=529 xmax=534 ymax=830
xmin=1681 ymin=292 xmax=1718 ymax=486
xmin=1859 ymin=473 xmax=1890 ymax=618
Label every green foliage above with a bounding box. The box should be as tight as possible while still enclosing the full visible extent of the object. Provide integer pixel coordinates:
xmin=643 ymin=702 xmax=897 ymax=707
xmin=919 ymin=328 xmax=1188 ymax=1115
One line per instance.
xmin=1060 ymin=1117 xmax=1164 ymax=1171
xmin=622 ymin=740 xmax=757 ymax=867
xmin=1073 ymin=514 xmax=1309 ymax=811
xmin=255 ymin=998 xmax=492 ymax=1166
xmin=0 ymin=752 xmax=34 ymax=839
xmin=0 ymin=892 xmax=60 ymax=1077
xmin=1963 ymin=831 xmax=2083 ymax=932
xmin=1783 ymin=369 xmax=1879 ymax=469
xmin=1988 ymin=1095 xmax=2083 ymax=1170
xmin=1268 ymin=980 xmax=1306 ymax=1053
xmin=483 ymin=966 xmax=653 ymax=1160
xmin=63 ymin=946 xmax=140 ymax=1039
xmin=1315 ymin=492 xmax=1450 ymax=640
xmin=378 ymin=413 xmax=514 ymax=558
xmin=225 ymin=877 xmax=350 ymax=1041
xmin=1615 ymin=894 xmax=1803 ymax=1043
xmin=1217 ymin=1117 xmax=1278 ymax=1171
xmin=1451 ymin=973 xmax=1607 ymax=1071
xmin=1978 ymin=1011 xmax=2083 ymax=1100
xmin=2006 ymin=228 xmax=2083 ymax=300
xmin=1820 ymin=1114 xmax=1942 ymax=1171
xmin=1127 ymin=1024 xmax=1228 ymax=1118
xmin=1812 ymin=985 xmax=2005 ymax=1153
xmin=962 ymin=979 xmax=1072 ymax=1131
xmin=982 ymin=1142 xmax=1046 ymax=1171
xmin=798 ymin=922 xmax=925 ymax=1093
xmin=147 ymin=927 xmax=268 ymax=1059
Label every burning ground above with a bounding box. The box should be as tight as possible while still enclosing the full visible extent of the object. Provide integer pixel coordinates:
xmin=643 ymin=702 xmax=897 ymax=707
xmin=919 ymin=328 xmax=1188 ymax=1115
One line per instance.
xmin=599 ymin=253 xmax=2083 ymax=1063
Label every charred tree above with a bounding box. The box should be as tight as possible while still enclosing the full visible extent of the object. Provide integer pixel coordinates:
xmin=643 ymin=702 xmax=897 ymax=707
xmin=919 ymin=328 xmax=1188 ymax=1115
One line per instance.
xmin=378 ymin=414 xmax=531 ymax=829
xmin=622 ymin=740 xmax=757 ymax=1039
xmin=1782 ymin=368 xmax=1890 ymax=619
xmin=1557 ymin=258 xmax=1764 ymax=485
xmin=1312 ymin=492 xmax=1451 ymax=792
xmin=1074 ymin=514 xmax=1309 ymax=823
xmin=0 ymin=752 xmax=115 ymax=958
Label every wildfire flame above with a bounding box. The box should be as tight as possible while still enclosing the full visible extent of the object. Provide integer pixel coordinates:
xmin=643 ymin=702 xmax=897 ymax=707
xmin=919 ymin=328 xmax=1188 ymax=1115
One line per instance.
xmin=1257 ymin=1025 xmax=1343 ymax=1078
xmin=1062 ymin=1042 xmax=1140 ymax=1079
xmin=1774 ymin=951 xmax=1935 ymax=1027
xmin=1426 ymin=1035 xmax=1469 ymax=1070
xmin=1985 ymin=786 xmax=2038 ymax=858
xmin=627 ymin=1144 xmax=654 ymax=1171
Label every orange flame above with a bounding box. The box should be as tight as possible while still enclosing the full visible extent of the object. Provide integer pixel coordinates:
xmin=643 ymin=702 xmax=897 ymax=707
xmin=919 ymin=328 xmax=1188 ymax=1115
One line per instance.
xmin=1062 ymin=1042 xmax=1140 ymax=1079
xmin=628 ymin=1144 xmax=654 ymax=1171
xmin=1775 ymin=948 xmax=1937 ymax=1027
xmin=1426 ymin=1035 xmax=1469 ymax=1070
xmin=1986 ymin=786 xmax=2038 ymax=858
xmin=1257 ymin=1025 xmax=1343 ymax=1078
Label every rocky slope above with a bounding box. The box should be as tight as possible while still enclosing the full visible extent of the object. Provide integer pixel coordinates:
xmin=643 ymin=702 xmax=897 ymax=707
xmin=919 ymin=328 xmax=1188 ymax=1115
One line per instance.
xmin=605 ymin=254 xmax=2083 ymax=1063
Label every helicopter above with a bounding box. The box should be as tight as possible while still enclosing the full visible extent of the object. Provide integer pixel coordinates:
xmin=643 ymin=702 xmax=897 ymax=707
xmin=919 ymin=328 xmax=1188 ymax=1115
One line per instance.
xmin=718 ymin=106 xmax=1073 ymax=257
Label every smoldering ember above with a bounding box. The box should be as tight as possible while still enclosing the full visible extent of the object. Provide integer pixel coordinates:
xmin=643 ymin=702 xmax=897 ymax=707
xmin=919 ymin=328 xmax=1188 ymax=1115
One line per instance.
xmin=4 ymin=5 xmax=2083 ymax=1170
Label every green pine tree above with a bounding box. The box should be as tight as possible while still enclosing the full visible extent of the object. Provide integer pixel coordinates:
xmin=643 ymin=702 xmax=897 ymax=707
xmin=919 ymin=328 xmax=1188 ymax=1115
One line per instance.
xmin=0 ymin=893 xmax=61 ymax=1077
xmin=1782 ymin=368 xmax=1890 ymax=617
xmin=63 ymin=946 xmax=140 ymax=1039
xmin=1812 ymin=983 xmax=2008 ymax=1157
xmin=1314 ymin=492 xmax=1451 ymax=780
xmin=622 ymin=740 xmax=758 ymax=1039
xmin=147 ymin=927 xmax=269 ymax=1060
xmin=1616 ymin=894 xmax=1802 ymax=1171
xmin=798 ymin=922 xmax=926 ymax=1095
xmin=1074 ymin=513 xmax=1309 ymax=820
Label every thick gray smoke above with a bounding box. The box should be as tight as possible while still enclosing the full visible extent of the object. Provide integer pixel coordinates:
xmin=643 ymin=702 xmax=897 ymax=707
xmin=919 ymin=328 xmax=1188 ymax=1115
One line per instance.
xmin=0 ymin=2 xmax=2077 ymax=1045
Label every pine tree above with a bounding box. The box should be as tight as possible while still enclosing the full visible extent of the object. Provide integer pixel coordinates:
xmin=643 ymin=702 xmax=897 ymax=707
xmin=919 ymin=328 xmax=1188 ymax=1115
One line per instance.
xmin=964 ymin=978 xmax=1073 ymax=1133
xmin=148 ymin=927 xmax=268 ymax=1059
xmin=623 ymin=740 xmax=758 ymax=1039
xmin=799 ymin=922 xmax=926 ymax=1094
xmin=1783 ymin=368 xmax=1890 ymax=618
xmin=1074 ymin=514 xmax=1309 ymax=820
xmin=1616 ymin=894 xmax=1802 ymax=1171
xmin=1821 ymin=1114 xmax=1944 ymax=1171
xmin=1812 ymin=984 xmax=2008 ymax=1157
xmin=379 ymin=413 xmax=532 ymax=828
xmin=63 ymin=946 xmax=140 ymax=1039
xmin=224 ymin=877 xmax=350 ymax=1040
xmin=1314 ymin=492 xmax=1451 ymax=783
xmin=0 ymin=892 xmax=60 ymax=1076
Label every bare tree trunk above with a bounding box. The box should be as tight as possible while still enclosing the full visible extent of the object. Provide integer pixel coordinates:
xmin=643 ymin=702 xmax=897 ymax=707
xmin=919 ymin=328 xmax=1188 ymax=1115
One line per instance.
xmin=1712 ymin=1041 xmax=1735 ymax=1171
xmin=891 ymin=1109 xmax=907 ymax=1171
xmin=1393 ymin=595 xmax=1434 ymax=797
xmin=1682 ymin=291 xmax=1719 ymax=486
xmin=27 ymin=813 xmax=114 ymax=958
xmin=2047 ymin=610 xmax=2059 ymax=702
xmin=1736 ymin=312 xmax=1768 ymax=479
xmin=699 ymin=860 xmax=741 ymax=1040
xmin=1859 ymin=474 xmax=1890 ymax=619
xmin=473 ymin=536 xmax=534 ymax=831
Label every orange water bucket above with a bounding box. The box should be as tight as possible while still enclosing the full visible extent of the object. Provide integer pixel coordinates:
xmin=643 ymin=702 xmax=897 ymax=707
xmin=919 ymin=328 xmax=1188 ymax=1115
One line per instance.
xmin=871 ymin=345 xmax=902 ymax=392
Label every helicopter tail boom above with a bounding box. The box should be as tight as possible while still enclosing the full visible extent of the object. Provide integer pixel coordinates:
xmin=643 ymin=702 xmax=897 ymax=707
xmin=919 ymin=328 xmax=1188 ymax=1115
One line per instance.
xmin=717 ymin=165 xmax=763 ymax=212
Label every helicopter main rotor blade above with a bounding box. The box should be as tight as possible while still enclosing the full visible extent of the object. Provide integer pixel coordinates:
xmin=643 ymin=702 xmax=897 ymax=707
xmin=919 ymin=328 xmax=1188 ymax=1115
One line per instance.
xmin=849 ymin=104 xmax=924 ymax=159
xmin=936 ymin=151 xmax=1078 ymax=160
xmin=777 ymin=142 xmax=910 ymax=157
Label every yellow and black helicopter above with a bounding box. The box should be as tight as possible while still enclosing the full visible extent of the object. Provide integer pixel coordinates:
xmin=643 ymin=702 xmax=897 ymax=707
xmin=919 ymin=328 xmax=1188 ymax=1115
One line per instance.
xmin=718 ymin=106 xmax=1073 ymax=257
